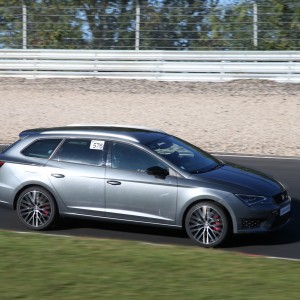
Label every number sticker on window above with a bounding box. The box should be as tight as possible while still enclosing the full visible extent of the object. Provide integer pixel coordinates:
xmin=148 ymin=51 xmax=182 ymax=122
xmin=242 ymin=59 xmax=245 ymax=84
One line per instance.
xmin=90 ymin=140 xmax=105 ymax=150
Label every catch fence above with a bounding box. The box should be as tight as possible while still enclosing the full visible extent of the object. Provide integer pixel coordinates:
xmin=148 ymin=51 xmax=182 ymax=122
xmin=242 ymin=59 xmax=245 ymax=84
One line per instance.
xmin=1 ymin=1 xmax=300 ymax=51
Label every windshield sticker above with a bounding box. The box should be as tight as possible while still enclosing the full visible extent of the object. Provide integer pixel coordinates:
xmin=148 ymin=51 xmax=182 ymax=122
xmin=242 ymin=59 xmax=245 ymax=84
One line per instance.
xmin=90 ymin=140 xmax=105 ymax=150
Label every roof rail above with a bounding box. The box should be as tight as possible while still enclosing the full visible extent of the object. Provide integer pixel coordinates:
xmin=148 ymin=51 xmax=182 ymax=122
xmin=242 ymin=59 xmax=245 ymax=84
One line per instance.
xmin=19 ymin=124 xmax=166 ymax=140
xmin=66 ymin=124 xmax=166 ymax=133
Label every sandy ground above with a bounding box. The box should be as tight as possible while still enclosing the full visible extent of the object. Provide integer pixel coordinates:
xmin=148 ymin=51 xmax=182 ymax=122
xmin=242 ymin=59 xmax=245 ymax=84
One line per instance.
xmin=0 ymin=77 xmax=299 ymax=156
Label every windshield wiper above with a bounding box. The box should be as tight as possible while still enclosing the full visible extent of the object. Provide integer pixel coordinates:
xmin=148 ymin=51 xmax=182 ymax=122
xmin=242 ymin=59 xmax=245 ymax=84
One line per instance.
xmin=208 ymin=163 xmax=224 ymax=172
xmin=190 ymin=163 xmax=224 ymax=174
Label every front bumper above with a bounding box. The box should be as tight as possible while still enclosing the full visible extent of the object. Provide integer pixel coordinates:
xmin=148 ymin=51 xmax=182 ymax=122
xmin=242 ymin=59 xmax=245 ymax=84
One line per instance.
xmin=236 ymin=200 xmax=291 ymax=233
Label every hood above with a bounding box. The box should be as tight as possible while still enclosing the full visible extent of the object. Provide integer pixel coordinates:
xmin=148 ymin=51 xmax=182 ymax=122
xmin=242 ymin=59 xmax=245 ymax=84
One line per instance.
xmin=189 ymin=163 xmax=283 ymax=197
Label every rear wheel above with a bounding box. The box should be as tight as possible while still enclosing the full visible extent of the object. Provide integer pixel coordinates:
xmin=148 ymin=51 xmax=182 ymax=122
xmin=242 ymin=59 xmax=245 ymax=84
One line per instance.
xmin=185 ymin=201 xmax=229 ymax=248
xmin=16 ymin=186 xmax=57 ymax=230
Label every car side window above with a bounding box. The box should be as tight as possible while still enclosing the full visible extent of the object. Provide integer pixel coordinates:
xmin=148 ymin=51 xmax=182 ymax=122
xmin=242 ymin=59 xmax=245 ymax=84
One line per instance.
xmin=21 ymin=139 xmax=62 ymax=159
xmin=111 ymin=142 xmax=167 ymax=172
xmin=52 ymin=139 xmax=105 ymax=166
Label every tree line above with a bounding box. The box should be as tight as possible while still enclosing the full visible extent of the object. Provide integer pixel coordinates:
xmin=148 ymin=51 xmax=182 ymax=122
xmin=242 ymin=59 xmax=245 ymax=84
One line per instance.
xmin=0 ymin=0 xmax=299 ymax=50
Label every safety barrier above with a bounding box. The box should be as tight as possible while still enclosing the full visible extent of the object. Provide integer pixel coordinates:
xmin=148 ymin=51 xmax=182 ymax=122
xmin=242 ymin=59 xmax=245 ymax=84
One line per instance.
xmin=0 ymin=50 xmax=299 ymax=82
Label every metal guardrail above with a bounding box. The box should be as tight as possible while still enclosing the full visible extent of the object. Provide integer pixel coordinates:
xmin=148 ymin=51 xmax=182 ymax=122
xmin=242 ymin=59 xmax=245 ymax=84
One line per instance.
xmin=0 ymin=50 xmax=300 ymax=82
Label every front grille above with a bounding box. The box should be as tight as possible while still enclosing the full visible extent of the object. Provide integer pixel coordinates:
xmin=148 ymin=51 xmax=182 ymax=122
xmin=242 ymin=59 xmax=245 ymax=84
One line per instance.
xmin=241 ymin=218 xmax=265 ymax=229
xmin=273 ymin=190 xmax=289 ymax=205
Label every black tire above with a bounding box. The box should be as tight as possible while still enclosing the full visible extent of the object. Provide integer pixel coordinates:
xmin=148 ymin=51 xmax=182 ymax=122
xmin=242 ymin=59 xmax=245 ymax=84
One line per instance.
xmin=16 ymin=186 xmax=58 ymax=230
xmin=185 ymin=201 xmax=229 ymax=248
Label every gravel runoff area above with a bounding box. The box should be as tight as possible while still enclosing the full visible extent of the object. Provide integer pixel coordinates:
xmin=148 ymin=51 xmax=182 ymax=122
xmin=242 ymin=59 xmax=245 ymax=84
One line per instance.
xmin=0 ymin=77 xmax=299 ymax=157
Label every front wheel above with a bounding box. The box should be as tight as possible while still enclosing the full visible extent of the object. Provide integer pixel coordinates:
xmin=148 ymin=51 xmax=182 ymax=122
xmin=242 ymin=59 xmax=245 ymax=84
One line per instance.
xmin=185 ymin=201 xmax=229 ymax=248
xmin=16 ymin=186 xmax=58 ymax=230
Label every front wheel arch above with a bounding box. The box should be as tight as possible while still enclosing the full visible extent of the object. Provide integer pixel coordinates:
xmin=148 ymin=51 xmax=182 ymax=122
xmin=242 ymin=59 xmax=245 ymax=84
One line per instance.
xmin=182 ymin=199 xmax=233 ymax=247
xmin=182 ymin=199 xmax=232 ymax=231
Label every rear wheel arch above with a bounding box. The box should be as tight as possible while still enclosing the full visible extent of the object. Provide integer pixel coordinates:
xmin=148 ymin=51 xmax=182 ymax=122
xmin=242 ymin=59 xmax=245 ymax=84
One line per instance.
xmin=15 ymin=185 xmax=59 ymax=230
xmin=13 ymin=184 xmax=58 ymax=210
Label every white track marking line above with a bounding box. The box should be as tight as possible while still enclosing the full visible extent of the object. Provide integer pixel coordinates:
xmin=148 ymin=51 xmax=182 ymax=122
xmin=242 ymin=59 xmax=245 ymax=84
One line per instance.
xmin=266 ymin=256 xmax=300 ymax=262
xmin=240 ymin=251 xmax=300 ymax=262
xmin=15 ymin=231 xmax=74 ymax=238
xmin=140 ymin=242 xmax=172 ymax=247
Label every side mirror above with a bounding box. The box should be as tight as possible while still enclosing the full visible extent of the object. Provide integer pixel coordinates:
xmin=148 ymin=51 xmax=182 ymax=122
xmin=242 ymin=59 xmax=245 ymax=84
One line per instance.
xmin=147 ymin=166 xmax=169 ymax=178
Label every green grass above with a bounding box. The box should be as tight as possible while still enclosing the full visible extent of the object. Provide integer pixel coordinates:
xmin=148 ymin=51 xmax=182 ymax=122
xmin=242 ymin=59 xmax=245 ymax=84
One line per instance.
xmin=0 ymin=231 xmax=299 ymax=300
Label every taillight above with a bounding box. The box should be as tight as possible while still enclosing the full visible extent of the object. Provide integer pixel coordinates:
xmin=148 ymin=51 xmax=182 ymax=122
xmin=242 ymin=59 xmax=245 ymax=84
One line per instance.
xmin=0 ymin=161 xmax=5 ymax=167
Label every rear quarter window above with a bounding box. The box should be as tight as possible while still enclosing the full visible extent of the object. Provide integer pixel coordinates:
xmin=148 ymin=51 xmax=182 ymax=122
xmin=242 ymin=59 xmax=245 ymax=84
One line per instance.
xmin=21 ymin=139 xmax=62 ymax=159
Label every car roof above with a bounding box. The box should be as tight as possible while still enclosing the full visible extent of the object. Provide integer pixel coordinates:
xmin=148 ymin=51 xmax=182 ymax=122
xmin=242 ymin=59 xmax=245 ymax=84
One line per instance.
xmin=19 ymin=125 xmax=168 ymax=144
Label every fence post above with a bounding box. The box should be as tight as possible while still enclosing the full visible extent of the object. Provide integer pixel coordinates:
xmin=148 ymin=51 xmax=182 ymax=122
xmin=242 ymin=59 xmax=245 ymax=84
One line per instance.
xmin=253 ymin=1 xmax=258 ymax=48
xmin=135 ymin=0 xmax=140 ymax=50
xmin=22 ymin=3 xmax=27 ymax=49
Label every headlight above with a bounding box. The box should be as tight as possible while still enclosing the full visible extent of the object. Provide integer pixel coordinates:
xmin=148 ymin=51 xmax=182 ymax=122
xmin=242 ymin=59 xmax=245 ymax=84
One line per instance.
xmin=235 ymin=194 xmax=274 ymax=206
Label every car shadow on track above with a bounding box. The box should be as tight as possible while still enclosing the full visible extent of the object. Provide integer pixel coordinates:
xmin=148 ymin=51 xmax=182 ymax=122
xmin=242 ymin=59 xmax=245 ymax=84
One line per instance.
xmin=54 ymin=217 xmax=193 ymax=246
xmin=51 ymin=198 xmax=300 ymax=249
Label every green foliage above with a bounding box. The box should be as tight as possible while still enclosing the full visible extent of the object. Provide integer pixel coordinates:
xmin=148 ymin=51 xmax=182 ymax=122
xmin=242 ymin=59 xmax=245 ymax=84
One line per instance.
xmin=139 ymin=0 xmax=218 ymax=50
xmin=72 ymin=0 xmax=136 ymax=49
xmin=256 ymin=0 xmax=300 ymax=50
xmin=0 ymin=0 xmax=85 ymax=49
xmin=0 ymin=0 xmax=23 ymax=48
xmin=221 ymin=1 xmax=255 ymax=50
xmin=0 ymin=0 xmax=299 ymax=50
xmin=222 ymin=0 xmax=300 ymax=50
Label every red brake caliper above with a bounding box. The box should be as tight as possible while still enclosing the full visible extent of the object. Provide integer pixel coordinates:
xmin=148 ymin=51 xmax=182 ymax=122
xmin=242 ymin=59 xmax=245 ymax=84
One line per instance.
xmin=213 ymin=215 xmax=221 ymax=231
xmin=42 ymin=206 xmax=49 ymax=216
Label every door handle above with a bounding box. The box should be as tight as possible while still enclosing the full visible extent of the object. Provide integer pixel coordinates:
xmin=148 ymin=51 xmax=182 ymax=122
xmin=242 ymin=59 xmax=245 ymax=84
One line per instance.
xmin=107 ymin=180 xmax=121 ymax=186
xmin=51 ymin=173 xmax=65 ymax=178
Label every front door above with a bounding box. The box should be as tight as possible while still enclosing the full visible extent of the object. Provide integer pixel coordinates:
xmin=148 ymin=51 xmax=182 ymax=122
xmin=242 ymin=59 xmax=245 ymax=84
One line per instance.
xmin=105 ymin=142 xmax=178 ymax=225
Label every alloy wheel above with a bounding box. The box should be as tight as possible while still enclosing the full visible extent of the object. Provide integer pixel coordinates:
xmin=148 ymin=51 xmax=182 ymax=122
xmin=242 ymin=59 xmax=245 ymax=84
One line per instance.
xmin=185 ymin=202 xmax=228 ymax=247
xmin=17 ymin=187 xmax=57 ymax=230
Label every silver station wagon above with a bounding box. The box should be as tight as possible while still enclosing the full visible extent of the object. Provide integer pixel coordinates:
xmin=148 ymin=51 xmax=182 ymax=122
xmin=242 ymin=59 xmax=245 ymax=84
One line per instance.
xmin=0 ymin=125 xmax=291 ymax=247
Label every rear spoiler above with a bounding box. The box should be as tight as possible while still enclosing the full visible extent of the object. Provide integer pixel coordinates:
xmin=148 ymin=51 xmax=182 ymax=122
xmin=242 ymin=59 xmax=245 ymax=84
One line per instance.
xmin=19 ymin=127 xmax=49 ymax=139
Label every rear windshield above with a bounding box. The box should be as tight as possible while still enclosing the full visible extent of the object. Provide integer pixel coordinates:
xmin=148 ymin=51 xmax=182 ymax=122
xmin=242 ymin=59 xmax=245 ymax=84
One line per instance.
xmin=21 ymin=139 xmax=62 ymax=159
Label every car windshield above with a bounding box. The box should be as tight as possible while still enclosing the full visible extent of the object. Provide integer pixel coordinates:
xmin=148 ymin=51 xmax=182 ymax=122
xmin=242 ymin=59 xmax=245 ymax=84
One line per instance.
xmin=145 ymin=135 xmax=223 ymax=173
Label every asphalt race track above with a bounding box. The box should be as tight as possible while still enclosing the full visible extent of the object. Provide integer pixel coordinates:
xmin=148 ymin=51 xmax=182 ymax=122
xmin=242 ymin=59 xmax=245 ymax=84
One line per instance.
xmin=216 ymin=154 xmax=300 ymax=260
xmin=0 ymin=144 xmax=299 ymax=259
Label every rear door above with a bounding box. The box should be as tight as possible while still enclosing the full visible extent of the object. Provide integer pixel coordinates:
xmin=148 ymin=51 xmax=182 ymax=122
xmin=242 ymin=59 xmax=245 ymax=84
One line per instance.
xmin=46 ymin=138 xmax=107 ymax=216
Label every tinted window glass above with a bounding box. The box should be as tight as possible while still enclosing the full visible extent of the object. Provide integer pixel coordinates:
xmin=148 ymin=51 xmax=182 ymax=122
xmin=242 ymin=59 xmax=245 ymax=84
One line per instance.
xmin=111 ymin=142 xmax=166 ymax=172
xmin=22 ymin=139 xmax=62 ymax=159
xmin=53 ymin=139 xmax=105 ymax=166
